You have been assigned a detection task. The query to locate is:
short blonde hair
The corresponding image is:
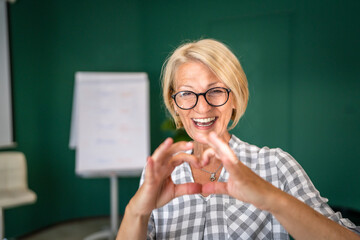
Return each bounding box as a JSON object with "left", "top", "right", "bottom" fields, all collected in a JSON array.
[{"left": 162, "top": 39, "right": 249, "bottom": 130}]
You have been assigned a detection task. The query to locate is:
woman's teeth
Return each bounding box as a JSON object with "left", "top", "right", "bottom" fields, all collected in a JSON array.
[{"left": 193, "top": 117, "right": 216, "bottom": 127}]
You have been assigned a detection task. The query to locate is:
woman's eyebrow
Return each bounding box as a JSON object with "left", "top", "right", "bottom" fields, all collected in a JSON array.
[
  {"left": 177, "top": 82, "right": 223, "bottom": 90},
  {"left": 178, "top": 84, "right": 194, "bottom": 90}
]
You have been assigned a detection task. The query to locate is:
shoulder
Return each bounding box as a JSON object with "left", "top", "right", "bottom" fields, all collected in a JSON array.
[
  {"left": 229, "top": 134, "right": 305, "bottom": 184},
  {"left": 229, "top": 134, "right": 295, "bottom": 166}
]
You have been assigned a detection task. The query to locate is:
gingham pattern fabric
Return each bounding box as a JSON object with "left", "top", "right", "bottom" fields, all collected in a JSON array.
[{"left": 140, "top": 135, "right": 360, "bottom": 239}]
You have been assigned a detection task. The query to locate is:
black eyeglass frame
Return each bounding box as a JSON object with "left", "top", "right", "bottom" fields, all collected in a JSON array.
[{"left": 171, "top": 87, "right": 232, "bottom": 110}]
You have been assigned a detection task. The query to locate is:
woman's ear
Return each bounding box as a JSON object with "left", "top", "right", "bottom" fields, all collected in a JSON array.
[
  {"left": 231, "top": 108, "right": 236, "bottom": 120},
  {"left": 229, "top": 93, "right": 236, "bottom": 109},
  {"left": 172, "top": 97, "right": 180, "bottom": 115},
  {"left": 230, "top": 95, "right": 236, "bottom": 118}
]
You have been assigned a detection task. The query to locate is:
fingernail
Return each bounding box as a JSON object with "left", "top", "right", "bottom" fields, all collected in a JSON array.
[{"left": 186, "top": 142, "right": 193, "bottom": 147}]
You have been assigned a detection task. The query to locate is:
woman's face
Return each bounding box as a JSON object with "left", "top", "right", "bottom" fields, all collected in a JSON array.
[{"left": 173, "top": 61, "right": 235, "bottom": 143}]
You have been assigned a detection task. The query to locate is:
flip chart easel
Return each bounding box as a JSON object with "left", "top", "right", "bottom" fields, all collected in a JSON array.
[{"left": 69, "top": 72, "right": 149, "bottom": 239}]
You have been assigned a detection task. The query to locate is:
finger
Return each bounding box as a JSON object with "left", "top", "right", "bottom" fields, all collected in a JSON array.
[
  {"left": 151, "top": 137, "right": 174, "bottom": 161},
  {"left": 201, "top": 148, "right": 216, "bottom": 166},
  {"left": 168, "top": 141, "right": 193, "bottom": 156},
  {"left": 174, "top": 183, "right": 202, "bottom": 197},
  {"left": 202, "top": 133, "right": 242, "bottom": 176},
  {"left": 170, "top": 153, "right": 202, "bottom": 168},
  {"left": 144, "top": 156, "right": 155, "bottom": 183},
  {"left": 195, "top": 133, "right": 226, "bottom": 158},
  {"left": 207, "top": 132, "right": 238, "bottom": 164},
  {"left": 152, "top": 140, "right": 193, "bottom": 162},
  {"left": 202, "top": 182, "right": 228, "bottom": 195},
  {"left": 145, "top": 156, "right": 174, "bottom": 184}
]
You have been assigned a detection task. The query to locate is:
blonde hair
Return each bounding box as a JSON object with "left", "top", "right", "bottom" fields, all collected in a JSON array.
[{"left": 162, "top": 39, "right": 249, "bottom": 130}]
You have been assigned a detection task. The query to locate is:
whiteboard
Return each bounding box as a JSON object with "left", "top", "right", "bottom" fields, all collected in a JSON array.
[{"left": 70, "top": 72, "right": 149, "bottom": 177}]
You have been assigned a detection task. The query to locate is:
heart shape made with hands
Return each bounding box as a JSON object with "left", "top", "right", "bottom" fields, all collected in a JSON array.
[
  {"left": 146, "top": 132, "right": 277, "bottom": 212},
  {"left": 169, "top": 146, "right": 231, "bottom": 197},
  {"left": 149, "top": 132, "right": 244, "bottom": 198},
  {"left": 171, "top": 146, "right": 220, "bottom": 172},
  {"left": 197, "top": 147, "right": 220, "bottom": 167},
  {"left": 174, "top": 132, "right": 247, "bottom": 196}
]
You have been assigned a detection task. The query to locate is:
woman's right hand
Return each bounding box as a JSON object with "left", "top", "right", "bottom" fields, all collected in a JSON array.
[{"left": 127, "top": 137, "right": 203, "bottom": 217}]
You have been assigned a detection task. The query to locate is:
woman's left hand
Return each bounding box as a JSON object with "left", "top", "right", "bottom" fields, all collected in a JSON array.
[
  {"left": 200, "top": 132, "right": 360, "bottom": 240},
  {"left": 201, "top": 132, "right": 281, "bottom": 211}
]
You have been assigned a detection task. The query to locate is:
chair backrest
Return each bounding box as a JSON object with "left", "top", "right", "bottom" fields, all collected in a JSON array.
[{"left": 0, "top": 152, "right": 28, "bottom": 191}]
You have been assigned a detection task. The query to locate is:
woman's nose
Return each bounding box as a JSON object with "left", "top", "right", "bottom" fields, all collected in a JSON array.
[{"left": 194, "top": 95, "right": 212, "bottom": 113}]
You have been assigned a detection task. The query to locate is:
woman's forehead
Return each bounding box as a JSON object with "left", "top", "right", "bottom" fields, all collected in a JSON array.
[{"left": 173, "top": 61, "right": 224, "bottom": 90}]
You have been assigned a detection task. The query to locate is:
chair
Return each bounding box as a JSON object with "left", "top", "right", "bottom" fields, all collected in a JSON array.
[{"left": 0, "top": 152, "right": 37, "bottom": 239}]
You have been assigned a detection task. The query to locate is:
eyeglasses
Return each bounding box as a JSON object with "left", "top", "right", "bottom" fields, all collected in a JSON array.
[{"left": 171, "top": 87, "right": 231, "bottom": 110}]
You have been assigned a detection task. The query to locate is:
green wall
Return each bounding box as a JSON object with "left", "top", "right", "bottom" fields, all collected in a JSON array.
[{"left": 4, "top": 0, "right": 360, "bottom": 238}]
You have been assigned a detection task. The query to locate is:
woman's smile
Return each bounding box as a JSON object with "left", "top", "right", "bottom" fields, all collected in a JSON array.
[{"left": 192, "top": 117, "right": 217, "bottom": 128}]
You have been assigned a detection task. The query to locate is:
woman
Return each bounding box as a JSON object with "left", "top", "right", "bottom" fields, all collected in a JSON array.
[{"left": 117, "top": 39, "right": 360, "bottom": 239}]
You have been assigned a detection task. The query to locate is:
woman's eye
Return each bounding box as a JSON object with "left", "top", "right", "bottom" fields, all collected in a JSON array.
[
  {"left": 209, "top": 89, "right": 225, "bottom": 95},
  {"left": 180, "top": 92, "right": 193, "bottom": 97}
]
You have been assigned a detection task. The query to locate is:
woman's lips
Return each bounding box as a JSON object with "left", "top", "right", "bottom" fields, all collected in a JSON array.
[{"left": 192, "top": 117, "right": 217, "bottom": 128}]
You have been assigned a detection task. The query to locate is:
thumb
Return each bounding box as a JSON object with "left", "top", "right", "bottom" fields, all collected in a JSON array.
[{"left": 202, "top": 182, "right": 228, "bottom": 195}]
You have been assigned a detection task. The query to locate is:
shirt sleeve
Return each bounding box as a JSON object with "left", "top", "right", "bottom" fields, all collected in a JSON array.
[
  {"left": 139, "top": 165, "right": 158, "bottom": 239},
  {"left": 146, "top": 213, "right": 156, "bottom": 240},
  {"left": 275, "top": 148, "right": 360, "bottom": 235}
]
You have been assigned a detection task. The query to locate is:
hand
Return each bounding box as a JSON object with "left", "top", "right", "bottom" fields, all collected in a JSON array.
[
  {"left": 128, "top": 138, "right": 203, "bottom": 216},
  {"left": 201, "top": 132, "right": 280, "bottom": 211}
]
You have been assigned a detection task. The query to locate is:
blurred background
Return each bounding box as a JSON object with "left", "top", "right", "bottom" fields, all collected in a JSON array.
[{"left": 1, "top": 0, "right": 359, "bottom": 238}]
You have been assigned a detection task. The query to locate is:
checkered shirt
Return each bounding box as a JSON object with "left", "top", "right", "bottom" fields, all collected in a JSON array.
[{"left": 140, "top": 134, "right": 360, "bottom": 239}]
